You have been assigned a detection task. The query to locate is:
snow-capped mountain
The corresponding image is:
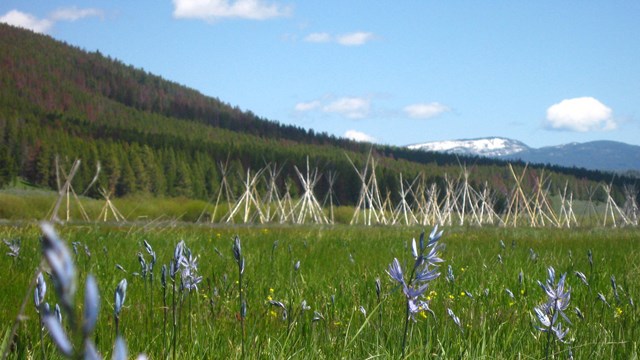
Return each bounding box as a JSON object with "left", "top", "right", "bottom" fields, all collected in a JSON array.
[
  {"left": 408, "top": 137, "right": 640, "bottom": 172},
  {"left": 407, "top": 137, "right": 530, "bottom": 157}
]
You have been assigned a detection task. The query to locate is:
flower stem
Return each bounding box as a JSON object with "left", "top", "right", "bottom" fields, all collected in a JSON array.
[
  {"left": 401, "top": 300, "right": 410, "bottom": 359},
  {"left": 172, "top": 279, "right": 177, "bottom": 359},
  {"left": 239, "top": 265, "right": 245, "bottom": 359}
]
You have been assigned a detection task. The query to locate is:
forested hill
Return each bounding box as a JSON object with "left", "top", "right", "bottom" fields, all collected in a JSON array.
[
  {"left": 0, "top": 23, "right": 381, "bottom": 151},
  {"left": 0, "top": 23, "right": 633, "bottom": 206}
]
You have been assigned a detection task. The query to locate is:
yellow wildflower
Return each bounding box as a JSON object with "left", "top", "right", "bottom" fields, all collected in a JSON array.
[{"left": 615, "top": 307, "right": 623, "bottom": 318}]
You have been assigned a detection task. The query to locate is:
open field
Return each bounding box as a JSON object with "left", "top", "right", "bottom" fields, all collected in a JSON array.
[
  {"left": 1, "top": 223, "right": 639, "bottom": 359},
  {"left": 0, "top": 187, "right": 632, "bottom": 228}
]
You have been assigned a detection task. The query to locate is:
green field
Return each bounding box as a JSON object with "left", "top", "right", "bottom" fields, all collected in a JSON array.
[{"left": 1, "top": 223, "right": 638, "bottom": 359}]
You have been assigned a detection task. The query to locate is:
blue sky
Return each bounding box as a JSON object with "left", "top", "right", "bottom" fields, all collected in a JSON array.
[{"left": 2, "top": 1, "right": 639, "bottom": 148}]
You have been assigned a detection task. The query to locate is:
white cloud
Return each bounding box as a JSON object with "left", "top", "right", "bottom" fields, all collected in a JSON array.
[
  {"left": 323, "top": 97, "right": 370, "bottom": 119},
  {"left": 303, "top": 31, "right": 374, "bottom": 46},
  {"left": 50, "top": 7, "right": 103, "bottom": 21},
  {"left": 0, "top": 8, "right": 103, "bottom": 34},
  {"left": 336, "top": 32, "right": 374, "bottom": 46},
  {"left": 344, "top": 130, "right": 376, "bottom": 143},
  {"left": 294, "top": 100, "right": 321, "bottom": 112},
  {"left": 403, "top": 102, "right": 450, "bottom": 119},
  {"left": 545, "top": 97, "right": 616, "bottom": 132},
  {"left": 304, "top": 32, "right": 331, "bottom": 43},
  {"left": 0, "top": 10, "right": 53, "bottom": 33},
  {"left": 173, "top": 0, "right": 291, "bottom": 21}
]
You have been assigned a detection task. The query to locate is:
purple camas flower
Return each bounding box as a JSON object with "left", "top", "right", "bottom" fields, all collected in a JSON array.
[
  {"left": 161, "top": 264, "right": 167, "bottom": 289},
  {"left": 233, "top": 236, "right": 242, "bottom": 262},
  {"left": 386, "top": 226, "right": 443, "bottom": 321},
  {"left": 114, "top": 279, "right": 127, "bottom": 317},
  {"left": 138, "top": 252, "right": 147, "bottom": 278},
  {"left": 171, "top": 241, "right": 185, "bottom": 279},
  {"left": 611, "top": 275, "right": 620, "bottom": 303},
  {"left": 387, "top": 258, "right": 405, "bottom": 286},
  {"left": 143, "top": 240, "right": 153, "bottom": 255},
  {"left": 574, "top": 307, "right": 584, "bottom": 320},
  {"left": 269, "top": 300, "right": 288, "bottom": 320},
  {"left": 34, "top": 272, "right": 46, "bottom": 312},
  {"left": 446, "top": 265, "right": 454, "bottom": 283},
  {"left": 180, "top": 251, "right": 202, "bottom": 292},
  {"left": 533, "top": 266, "right": 572, "bottom": 343},
  {"left": 505, "top": 289, "right": 515, "bottom": 299},
  {"left": 42, "top": 310, "right": 72, "bottom": 356},
  {"left": 3, "top": 238, "right": 20, "bottom": 257},
  {"left": 41, "top": 222, "right": 76, "bottom": 312},
  {"left": 233, "top": 236, "right": 245, "bottom": 274},
  {"left": 83, "top": 275, "right": 99, "bottom": 336},
  {"left": 597, "top": 292, "right": 610, "bottom": 307},
  {"left": 574, "top": 271, "right": 589, "bottom": 286},
  {"left": 447, "top": 308, "right": 462, "bottom": 330}
]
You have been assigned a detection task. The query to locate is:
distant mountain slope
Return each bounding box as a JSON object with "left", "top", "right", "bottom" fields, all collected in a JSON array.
[
  {"left": 408, "top": 137, "right": 529, "bottom": 157},
  {"left": 501, "top": 141, "right": 640, "bottom": 172},
  {"left": 409, "top": 137, "right": 640, "bottom": 172}
]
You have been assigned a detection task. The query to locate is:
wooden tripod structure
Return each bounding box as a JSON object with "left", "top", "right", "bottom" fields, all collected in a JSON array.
[
  {"left": 225, "top": 167, "right": 267, "bottom": 224},
  {"left": 48, "top": 157, "right": 91, "bottom": 223},
  {"left": 347, "top": 152, "right": 387, "bottom": 225},
  {"left": 292, "top": 158, "right": 328, "bottom": 224},
  {"left": 97, "top": 187, "right": 126, "bottom": 222}
]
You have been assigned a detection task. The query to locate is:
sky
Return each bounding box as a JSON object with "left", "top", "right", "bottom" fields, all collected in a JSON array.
[{"left": 2, "top": 1, "right": 639, "bottom": 148}]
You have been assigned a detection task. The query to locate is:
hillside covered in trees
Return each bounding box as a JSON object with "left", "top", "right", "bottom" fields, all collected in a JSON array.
[{"left": 0, "top": 23, "right": 634, "bottom": 209}]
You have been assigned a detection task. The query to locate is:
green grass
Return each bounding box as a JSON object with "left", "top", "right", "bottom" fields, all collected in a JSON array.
[
  {"left": 0, "top": 188, "right": 211, "bottom": 222},
  {"left": 1, "top": 224, "right": 639, "bottom": 358}
]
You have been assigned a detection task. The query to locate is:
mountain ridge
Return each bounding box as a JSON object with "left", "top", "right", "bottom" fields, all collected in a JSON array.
[
  {"left": 409, "top": 137, "right": 640, "bottom": 172},
  {"left": 408, "top": 137, "right": 530, "bottom": 157}
]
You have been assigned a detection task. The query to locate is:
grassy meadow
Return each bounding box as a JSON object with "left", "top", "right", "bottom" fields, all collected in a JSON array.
[{"left": 1, "top": 223, "right": 639, "bottom": 359}]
